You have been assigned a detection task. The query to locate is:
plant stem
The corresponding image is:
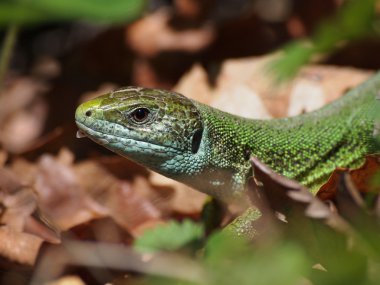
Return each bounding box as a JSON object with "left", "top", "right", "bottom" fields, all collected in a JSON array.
[{"left": 0, "top": 24, "right": 19, "bottom": 92}]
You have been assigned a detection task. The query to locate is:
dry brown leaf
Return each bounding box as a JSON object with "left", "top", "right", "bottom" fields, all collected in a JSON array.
[
  {"left": 211, "top": 84, "right": 271, "bottom": 119},
  {"left": 96, "top": 155, "right": 148, "bottom": 180},
  {"left": 56, "top": 148, "right": 75, "bottom": 166},
  {"left": 0, "top": 150, "right": 7, "bottom": 166},
  {"left": 286, "top": 77, "right": 325, "bottom": 116},
  {"left": 1, "top": 102, "right": 48, "bottom": 153},
  {"left": 1, "top": 187, "right": 37, "bottom": 231},
  {"left": 149, "top": 172, "right": 207, "bottom": 215},
  {"left": 249, "top": 157, "right": 349, "bottom": 234},
  {"left": 0, "top": 166, "right": 40, "bottom": 234},
  {"left": 74, "top": 159, "right": 119, "bottom": 196},
  {"left": 7, "top": 149, "right": 164, "bottom": 236},
  {"left": 174, "top": 64, "right": 212, "bottom": 104},
  {"left": 31, "top": 56, "right": 61, "bottom": 79},
  {"left": 132, "top": 175, "right": 174, "bottom": 211},
  {"left": 250, "top": 157, "right": 328, "bottom": 218},
  {"left": 9, "top": 157, "right": 38, "bottom": 185},
  {"left": 0, "top": 166, "right": 25, "bottom": 194},
  {"left": 105, "top": 181, "right": 162, "bottom": 237},
  {"left": 174, "top": 56, "right": 372, "bottom": 119},
  {"left": 45, "top": 276, "right": 86, "bottom": 285},
  {"left": 29, "top": 152, "right": 108, "bottom": 230},
  {"left": 75, "top": 160, "right": 163, "bottom": 234},
  {"left": 0, "top": 226, "right": 43, "bottom": 265},
  {"left": 317, "top": 156, "right": 380, "bottom": 201},
  {"left": 0, "top": 162, "right": 60, "bottom": 259},
  {"left": 0, "top": 77, "right": 46, "bottom": 120},
  {"left": 0, "top": 77, "right": 49, "bottom": 153},
  {"left": 126, "top": 9, "right": 215, "bottom": 57}
]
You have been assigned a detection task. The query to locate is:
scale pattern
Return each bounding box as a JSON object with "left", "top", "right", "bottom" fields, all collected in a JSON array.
[
  {"left": 195, "top": 76, "right": 378, "bottom": 193},
  {"left": 76, "top": 73, "right": 380, "bottom": 201}
]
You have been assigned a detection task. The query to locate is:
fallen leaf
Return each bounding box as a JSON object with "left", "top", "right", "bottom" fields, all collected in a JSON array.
[
  {"left": 45, "top": 276, "right": 86, "bottom": 285},
  {"left": 0, "top": 149, "right": 7, "bottom": 166},
  {"left": 149, "top": 172, "right": 206, "bottom": 215},
  {"left": 250, "top": 157, "right": 331, "bottom": 219},
  {"left": 105, "top": 182, "right": 162, "bottom": 237},
  {"left": 30, "top": 152, "right": 108, "bottom": 230},
  {"left": 96, "top": 155, "right": 148, "bottom": 180},
  {"left": 1, "top": 186, "right": 38, "bottom": 231},
  {"left": 174, "top": 57, "right": 372, "bottom": 119},
  {"left": 75, "top": 160, "right": 163, "bottom": 234},
  {"left": 31, "top": 56, "right": 61, "bottom": 80},
  {"left": 317, "top": 156, "right": 380, "bottom": 201},
  {"left": 0, "top": 226, "right": 43, "bottom": 265},
  {"left": 174, "top": 64, "right": 212, "bottom": 104},
  {"left": 249, "top": 157, "right": 350, "bottom": 235},
  {"left": 286, "top": 77, "right": 325, "bottom": 116},
  {"left": 211, "top": 84, "right": 272, "bottom": 119},
  {"left": 126, "top": 9, "right": 215, "bottom": 57},
  {"left": 0, "top": 77, "right": 49, "bottom": 153}
]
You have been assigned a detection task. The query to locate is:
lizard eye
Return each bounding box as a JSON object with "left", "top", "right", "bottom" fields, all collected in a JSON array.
[
  {"left": 191, "top": 129, "right": 203, "bottom": 154},
  {"left": 131, "top": 108, "right": 150, "bottom": 123}
]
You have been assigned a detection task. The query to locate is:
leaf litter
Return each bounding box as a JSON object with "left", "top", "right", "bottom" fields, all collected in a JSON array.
[{"left": 0, "top": 51, "right": 378, "bottom": 284}]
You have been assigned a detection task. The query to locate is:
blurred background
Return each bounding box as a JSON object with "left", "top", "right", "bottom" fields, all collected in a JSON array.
[{"left": 1, "top": 1, "right": 380, "bottom": 284}]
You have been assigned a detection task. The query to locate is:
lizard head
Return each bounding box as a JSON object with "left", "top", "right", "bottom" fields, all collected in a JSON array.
[{"left": 75, "top": 87, "right": 205, "bottom": 177}]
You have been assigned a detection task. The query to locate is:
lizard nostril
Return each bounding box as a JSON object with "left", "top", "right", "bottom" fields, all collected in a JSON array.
[{"left": 85, "top": 110, "right": 92, "bottom": 117}]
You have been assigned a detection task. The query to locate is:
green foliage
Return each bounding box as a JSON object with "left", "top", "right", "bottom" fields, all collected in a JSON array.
[
  {"left": 134, "top": 219, "right": 204, "bottom": 253},
  {"left": 136, "top": 218, "right": 380, "bottom": 285},
  {"left": 268, "top": 0, "right": 378, "bottom": 82},
  {"left": 0, "top": 0, "right": 146, "bottom": 26},
  {"left": 373, "top": 106, "right": 380, "bottom": 151},
  {"left": 138, "top": 227, "right": 310, "bottom": 285},
  {"left": 204, "top": 232, "right": 310, "bottom": 285},
  {"left": 134, "top": 154, "right": 380, "bottom": 285}
]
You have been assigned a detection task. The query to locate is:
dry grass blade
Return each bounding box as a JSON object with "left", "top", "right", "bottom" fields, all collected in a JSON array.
[{"left": 31, "top": 240, "right": 207, "bottom": 285}]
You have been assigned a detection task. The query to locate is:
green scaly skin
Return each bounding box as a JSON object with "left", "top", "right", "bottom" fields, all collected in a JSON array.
[{"left": 75, "top": 73, "right": 379, "bottom": 233}]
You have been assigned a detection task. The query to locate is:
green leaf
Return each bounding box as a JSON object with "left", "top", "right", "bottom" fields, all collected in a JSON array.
[
  {"left": 268, "top": 0, "right": 377, "bottom": 83},
  {"left": 134, "top": 220, "right": 204, "bottom": 253},
  {"left": 266, "top": 41, "right": 314, "bottom": 83},
  {"left": 0, "top": 0, "right": 146, "bottom": 26},
  {"left": 204, "top": 232, "right": 310, "bottom": 285}
]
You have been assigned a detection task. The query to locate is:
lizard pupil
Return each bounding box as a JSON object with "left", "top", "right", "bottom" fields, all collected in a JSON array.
[
  {"left": 191, "top": 129, "right": 203, "bottom": 154},
  {"left": 132, "top": 108, "right": 150, "bottom": 122}
]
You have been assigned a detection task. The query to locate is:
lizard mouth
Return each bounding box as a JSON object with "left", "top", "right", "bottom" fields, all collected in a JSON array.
[
  {"left": 76, "top": 130, "right": 87, "bottom": 138},
  {"left": 75, "top": 121, "right": 183, "bottom": 155}
]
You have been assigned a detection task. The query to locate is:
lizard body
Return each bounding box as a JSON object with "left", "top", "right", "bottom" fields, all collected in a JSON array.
[{"left": 75, "top": 73, "right": 380, "bottom": 203}]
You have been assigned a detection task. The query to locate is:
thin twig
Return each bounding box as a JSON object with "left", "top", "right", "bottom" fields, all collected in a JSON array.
[{"left": 0, "top": 24, "right": 19, "bottom": 92}]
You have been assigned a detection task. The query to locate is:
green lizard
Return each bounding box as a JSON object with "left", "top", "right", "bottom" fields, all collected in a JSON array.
[{"left": 75, "top": 72, "right": 379, "bottom": 231}]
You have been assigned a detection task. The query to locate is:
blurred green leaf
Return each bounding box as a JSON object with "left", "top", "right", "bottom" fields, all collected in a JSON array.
[
  {"left": 204, "top": 232, "right": 310, "bottom": 285},
  {"left": 134, "top": 220, "right": 204, "bottom": 253},
  {"left": 0, "top": 0, "right": 146, "bottom": 26},
  {"left": 268, "top": 0, "right": 377, "bottom": 82}
]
